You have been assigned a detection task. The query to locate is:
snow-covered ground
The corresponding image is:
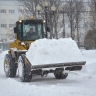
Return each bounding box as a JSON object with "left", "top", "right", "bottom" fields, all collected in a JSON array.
[{"left": 0, "top": 39, "right": 96, "bottom": 96}]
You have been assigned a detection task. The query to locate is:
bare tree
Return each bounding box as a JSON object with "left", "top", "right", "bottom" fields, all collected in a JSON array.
[
  {"left": 84, "top": 0, "right": 96, "bottom": 49},
  {"left": 17, "top": 0, "right": 63, "bottom": 39},
  {"left": 65, "top": 0, "right": 77, "bottom": 39},
  {"left": 64, "top": 0, "right": 84, "bottom": 43},
  {"left": 89, "top": 0, "right": 96, "bottom": 29},
  {"left": 75, "top": 0, "right": 84, "bottom": 47}
]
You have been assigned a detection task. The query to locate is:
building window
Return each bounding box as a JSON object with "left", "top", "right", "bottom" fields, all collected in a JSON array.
[
  {"left": 0, "top": 9, "right": 6, "bottom": 13},
  {"left": 1, "top": 24, "right": 7, "bottom": 28},
  {"left": 19, "top": 9, "right": 24, "bottom": 13},
  {"left": 9, "top": 10, "right": 15, "bottom": 14},
  {"left": 9, "top": 24, "right": 15, "bottom": 28}
]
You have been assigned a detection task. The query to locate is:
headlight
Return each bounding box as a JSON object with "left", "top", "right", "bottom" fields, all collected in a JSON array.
[
  {"left": 21, "top": 42, "right": 25, "bottom": 45},
  {"left": 43, "top": 20, "right": 46, "bottom": 23}
]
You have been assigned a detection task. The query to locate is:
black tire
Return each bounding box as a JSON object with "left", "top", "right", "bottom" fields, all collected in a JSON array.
[
  {"left": 54, "top": 72, "right": 68, "bottom": 79},
  {"left": 18, "top": 54, "right": 32, "bottom": 82},
  {"left": 4, "top": 54, "right": 17, "bottom": 77}
]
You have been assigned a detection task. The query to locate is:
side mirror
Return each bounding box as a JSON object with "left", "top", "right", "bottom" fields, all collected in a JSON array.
[
  {"left": 46, "top": 26, "right": 50, "bottom": 32},
  {"left": 14, "top": 27, "right": 17, "bottom": 33}
]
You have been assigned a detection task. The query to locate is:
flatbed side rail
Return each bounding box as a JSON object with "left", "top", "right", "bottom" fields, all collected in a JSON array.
[{"left": 32, "top": 61, "right": 86, "bottom": 69}]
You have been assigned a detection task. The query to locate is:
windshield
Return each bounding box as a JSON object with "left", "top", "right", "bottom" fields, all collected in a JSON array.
[
  {"left": 17, "top": 20, "right": 44, "bottom": 41},
  {"left": 23, "top": 23, "right": 43, "bottom": 40}
]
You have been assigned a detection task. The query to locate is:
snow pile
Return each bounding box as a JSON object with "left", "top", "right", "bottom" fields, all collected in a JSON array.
[
  {"left": 81, "top": 50, "right": 96, "bottom": 75},
  {"left": 26, "top": 38, "right": 84, "bottom": 65},
  {"left": 85, "top": 63, "right": 96, "bottom": 75}
]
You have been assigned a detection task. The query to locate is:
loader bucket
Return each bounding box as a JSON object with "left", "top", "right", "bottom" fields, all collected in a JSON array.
[{"left": 32, "top": 61, "right": 86, "bottom": 70}]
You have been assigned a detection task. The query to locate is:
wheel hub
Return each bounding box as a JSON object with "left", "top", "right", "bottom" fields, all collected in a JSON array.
[
  {"left": 18, "top": 56, "right": 23, "bottom": 78},
  {"left": 4, "top": 60, "right": 9, "bottom": 72}
]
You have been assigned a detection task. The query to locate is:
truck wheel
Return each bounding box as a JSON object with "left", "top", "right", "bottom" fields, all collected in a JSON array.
[
  {"left": 54, "top": 72, "right": 68, "bottom": 79},
  {"left": 4, "top": 54, "right": 17, "bottom": 77},
  {"left": 18, "top": 54, "right": 32, "bottom": 82}
]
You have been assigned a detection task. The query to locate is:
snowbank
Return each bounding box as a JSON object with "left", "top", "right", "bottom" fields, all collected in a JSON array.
[
  {"left": 26, "top": 38, "right": 84, "bottom": 65},
  {"left": 81, "top": 50, "right": 96, "bottom": 75},
  {"left": 0, "top": 49, "right": 96, "bottom": 96}
]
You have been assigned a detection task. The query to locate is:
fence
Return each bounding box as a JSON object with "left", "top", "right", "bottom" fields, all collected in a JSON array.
[{"left": 0, "top": 42, "right": 9, "bottom": 51}]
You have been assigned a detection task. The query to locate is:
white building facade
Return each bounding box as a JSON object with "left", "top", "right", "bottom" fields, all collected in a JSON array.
[{"left": 0, "top": 0, "right": 19, "bottom": 41}]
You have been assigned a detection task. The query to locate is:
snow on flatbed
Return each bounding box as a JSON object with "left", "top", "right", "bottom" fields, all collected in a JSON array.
[{"left": 26, "top": 38, "right": 84, "bottom": 65}]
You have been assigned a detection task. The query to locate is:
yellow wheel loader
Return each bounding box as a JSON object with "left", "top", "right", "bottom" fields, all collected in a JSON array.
[{"left": 4, "top": 18, "right": 86, "bottom": 82}]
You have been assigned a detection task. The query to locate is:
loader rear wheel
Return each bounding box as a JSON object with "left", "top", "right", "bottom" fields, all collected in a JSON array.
[
  {"left": 54, "top": 71, "right": 68, "bottom": 79},
  {"left": 18, "top": 54, "right": 32, "bottom": 82},
  {"left": 4, "top": 54, "right": 17, "bottom": 77}
]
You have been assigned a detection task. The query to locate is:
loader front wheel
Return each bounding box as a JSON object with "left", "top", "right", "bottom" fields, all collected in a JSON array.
[
  {"left": 4, "top": 54, "right": 17, "bottom": 77},
  {"left": 18, "top": 54, "right": 32, "bottom": 82}
]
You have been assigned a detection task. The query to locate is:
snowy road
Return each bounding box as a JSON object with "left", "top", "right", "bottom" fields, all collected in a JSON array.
[{"left": 0, "top": 50, "right": 96, "bottom": 96}]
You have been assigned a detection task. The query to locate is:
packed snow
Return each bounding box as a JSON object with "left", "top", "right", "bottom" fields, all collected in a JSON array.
[
  {"left": 0, "top": 39, "right": 96, "bottom": 96},
  {"left": 26, "top": 38, "right": 84, "bottom": 65}
]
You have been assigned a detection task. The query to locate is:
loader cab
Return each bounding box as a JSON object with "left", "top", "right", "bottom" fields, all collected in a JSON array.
[{"left": 14, "top": 19, "right": 44, "bottom": 41}]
